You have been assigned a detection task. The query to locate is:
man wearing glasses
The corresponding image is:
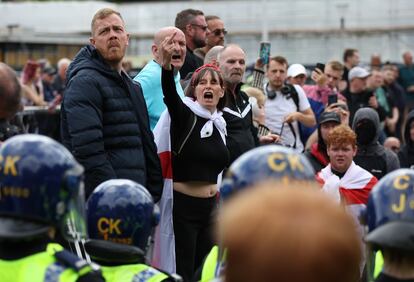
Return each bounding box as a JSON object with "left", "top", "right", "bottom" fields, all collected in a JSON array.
[
  {"left": 194, "top": 15, "right": 227, "bottom": 60},
  {"left": 175, "top": 9, "right": 208, "bottom": 79}
]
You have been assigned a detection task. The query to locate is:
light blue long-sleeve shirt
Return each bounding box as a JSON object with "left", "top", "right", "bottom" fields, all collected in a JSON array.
[{"left": 134, "top": 60, "right": 185, "bottom": 130}]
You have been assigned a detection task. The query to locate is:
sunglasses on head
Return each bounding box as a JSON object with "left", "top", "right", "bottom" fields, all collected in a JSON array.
[{"left": 212, "top": 29, "right": 228, "bottom": 36}]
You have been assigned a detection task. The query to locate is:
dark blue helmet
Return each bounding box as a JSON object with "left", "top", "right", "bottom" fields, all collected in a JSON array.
[
  {"left": 220, "top": 145, "right": 315, "bottom": 200},
  {"left": 365, "top": 169, "right": 414, "bottom": 250},
  {"left": 86, "top": 179, "right": 159, "bottom": 251},
  {"left": 0, "top": 134, "right": 86, "bottom": 240}
]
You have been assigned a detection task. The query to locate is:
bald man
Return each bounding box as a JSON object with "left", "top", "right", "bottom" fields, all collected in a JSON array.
[
  {"left": 134, "top": 26, "right": 186, "bottom": 129},
  {"left": 218, "top": 44, "right": 277, "bottom": 163},
  {"left": 383, "top": 136, "right": 401, "bottom": 154},
  {"left": 0, "top": 63, "right": 22, "bottom": 120}
]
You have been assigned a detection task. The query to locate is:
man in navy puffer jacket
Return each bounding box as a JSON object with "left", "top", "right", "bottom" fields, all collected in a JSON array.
[{"left": 61, "top": 8, "right": 162, "bottom": 201}]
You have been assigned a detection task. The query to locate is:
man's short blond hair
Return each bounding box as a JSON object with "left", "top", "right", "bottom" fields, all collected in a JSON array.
[
  {"left": 327, "top": 60, "right": 344, "bottom": 74},
  {"left": 219, "top": 181, "right": 361, "bottom": 282},
  {"left": 91, "top": 8, "right": 124, "bottom": 36}
]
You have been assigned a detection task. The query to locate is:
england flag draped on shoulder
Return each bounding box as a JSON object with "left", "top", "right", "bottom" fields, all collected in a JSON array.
[
  {"left": 152, "top": 110, "right": 175, "bottom": 273},
  {"left": 316, "top": 161, "right": 377, "bottom": 230}
]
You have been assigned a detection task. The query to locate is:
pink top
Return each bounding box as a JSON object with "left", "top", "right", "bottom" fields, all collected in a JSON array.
[{"left": 302, "top": 85, "right": 346, "bottom": 106}]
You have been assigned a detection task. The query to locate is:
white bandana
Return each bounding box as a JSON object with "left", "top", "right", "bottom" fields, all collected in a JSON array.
[{"left": 182, "top": 97, "right": 227, "bottom": 144}]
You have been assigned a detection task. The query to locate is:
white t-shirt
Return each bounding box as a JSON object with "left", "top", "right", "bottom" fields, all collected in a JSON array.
[{"left": 264, "top": 84, "right": 310, "bottom": 152}]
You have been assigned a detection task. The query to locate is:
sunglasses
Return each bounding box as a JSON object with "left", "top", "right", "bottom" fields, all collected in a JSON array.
[
  {"left": 212, "top": 29, "right": 228, "bottom": 36},
  {"left": 191, "top": 24, "right": 208, "bottom": 32}
]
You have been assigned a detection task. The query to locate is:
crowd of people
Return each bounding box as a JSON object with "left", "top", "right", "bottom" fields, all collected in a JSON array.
[{"left": 0, "top": 6, "right": 414, "bottom": 282}]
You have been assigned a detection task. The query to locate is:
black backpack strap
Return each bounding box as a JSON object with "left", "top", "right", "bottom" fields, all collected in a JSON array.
[
  {"left": 287, "top": 84, "right": 300, "bottom": 111},
  {"left": 286, "top": 122, "right": 297, "bottom": 149},
  {"left": 287, "top": 84, "right": 306, "bottom": 149}
]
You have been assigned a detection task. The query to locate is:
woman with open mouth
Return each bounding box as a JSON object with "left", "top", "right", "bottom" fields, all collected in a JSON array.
[{"left": 159, "top": 31, "right": 229, "bottom": 281}]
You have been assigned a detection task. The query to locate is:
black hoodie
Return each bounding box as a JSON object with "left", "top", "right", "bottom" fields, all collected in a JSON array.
[
  {"left": 61, "top": 45, "right": 162, "bottom": 201},
  {"left": 352, "top": 108, "right": 400, "bottom": 179},
  {"left": 398, "top": 109, "right": 414, "bottom": 168}
]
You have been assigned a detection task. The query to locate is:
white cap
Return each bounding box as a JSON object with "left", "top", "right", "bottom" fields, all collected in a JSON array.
[
  {"left": 348, "top": 66, "right": 370, "bottom": 81},
  {"left": 287, "top": 64, "right": 307, "bottom": 78}
]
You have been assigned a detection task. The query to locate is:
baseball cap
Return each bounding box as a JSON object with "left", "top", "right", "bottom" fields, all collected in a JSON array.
[
  {"left": 43, "top": 66, "right": 56, "bottom": 76},
  {"left": 348, "top": 66, "right": 370, "bottom": 81},
  {"left": 287, "top": 64, "right": 307, "bottom": 78},
  {"left": 318, "top": 111, "right": 341, "bottom": 125}
]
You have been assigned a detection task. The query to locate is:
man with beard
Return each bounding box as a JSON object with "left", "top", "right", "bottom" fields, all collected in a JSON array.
[
  {"left": 61, "top": 8, "right": 162, "bottom": 201},
  {"left": 263, "top": 56, "right": 316, "bottom": 152},
  {"left": 194, "top": 15, "right": 226, "bottom": 60},
  {"left": 175, "top": 9, "right": 208, "bottom": 79},
  {"left": 135, "top": 27, "right": 186, "bottom": 130},
  {"left": 218, "top": 44, "right": 278, "bottom": 163}
]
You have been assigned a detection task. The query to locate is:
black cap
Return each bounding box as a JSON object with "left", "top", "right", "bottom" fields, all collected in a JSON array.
[
  {"left": 318, "top": 111, "right": 341, "bottom": 125},
  {"left": 43, "top": 66, "right": 56, "bottom": 76}
]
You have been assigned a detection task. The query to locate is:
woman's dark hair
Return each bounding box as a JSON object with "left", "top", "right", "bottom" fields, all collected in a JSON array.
[{"left": 185, "top": 66, "right": 226, "bottom": 111}]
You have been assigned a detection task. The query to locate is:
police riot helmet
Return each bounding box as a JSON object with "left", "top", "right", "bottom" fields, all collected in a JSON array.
[
  {"left": 220, "top": 145, "right": 315, "bottom": 201},
  {"left": 86, "top": 179, "right": 159, "bottom": 251},
  {"left": 0, "top": 134, "right": 86, "bottom": 241},
  {"left": 365, "top": 169, "right": 414, "bottom": 250}
]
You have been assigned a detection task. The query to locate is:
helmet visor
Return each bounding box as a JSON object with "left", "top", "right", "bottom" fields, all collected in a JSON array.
[{"left": 60, "top": 165, "right": 87, "bottom": 241}]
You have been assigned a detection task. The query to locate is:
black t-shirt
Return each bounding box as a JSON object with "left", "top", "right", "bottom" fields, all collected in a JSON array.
[{"left": 331, "top": 168, "right": 346, "bottom": 179}]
